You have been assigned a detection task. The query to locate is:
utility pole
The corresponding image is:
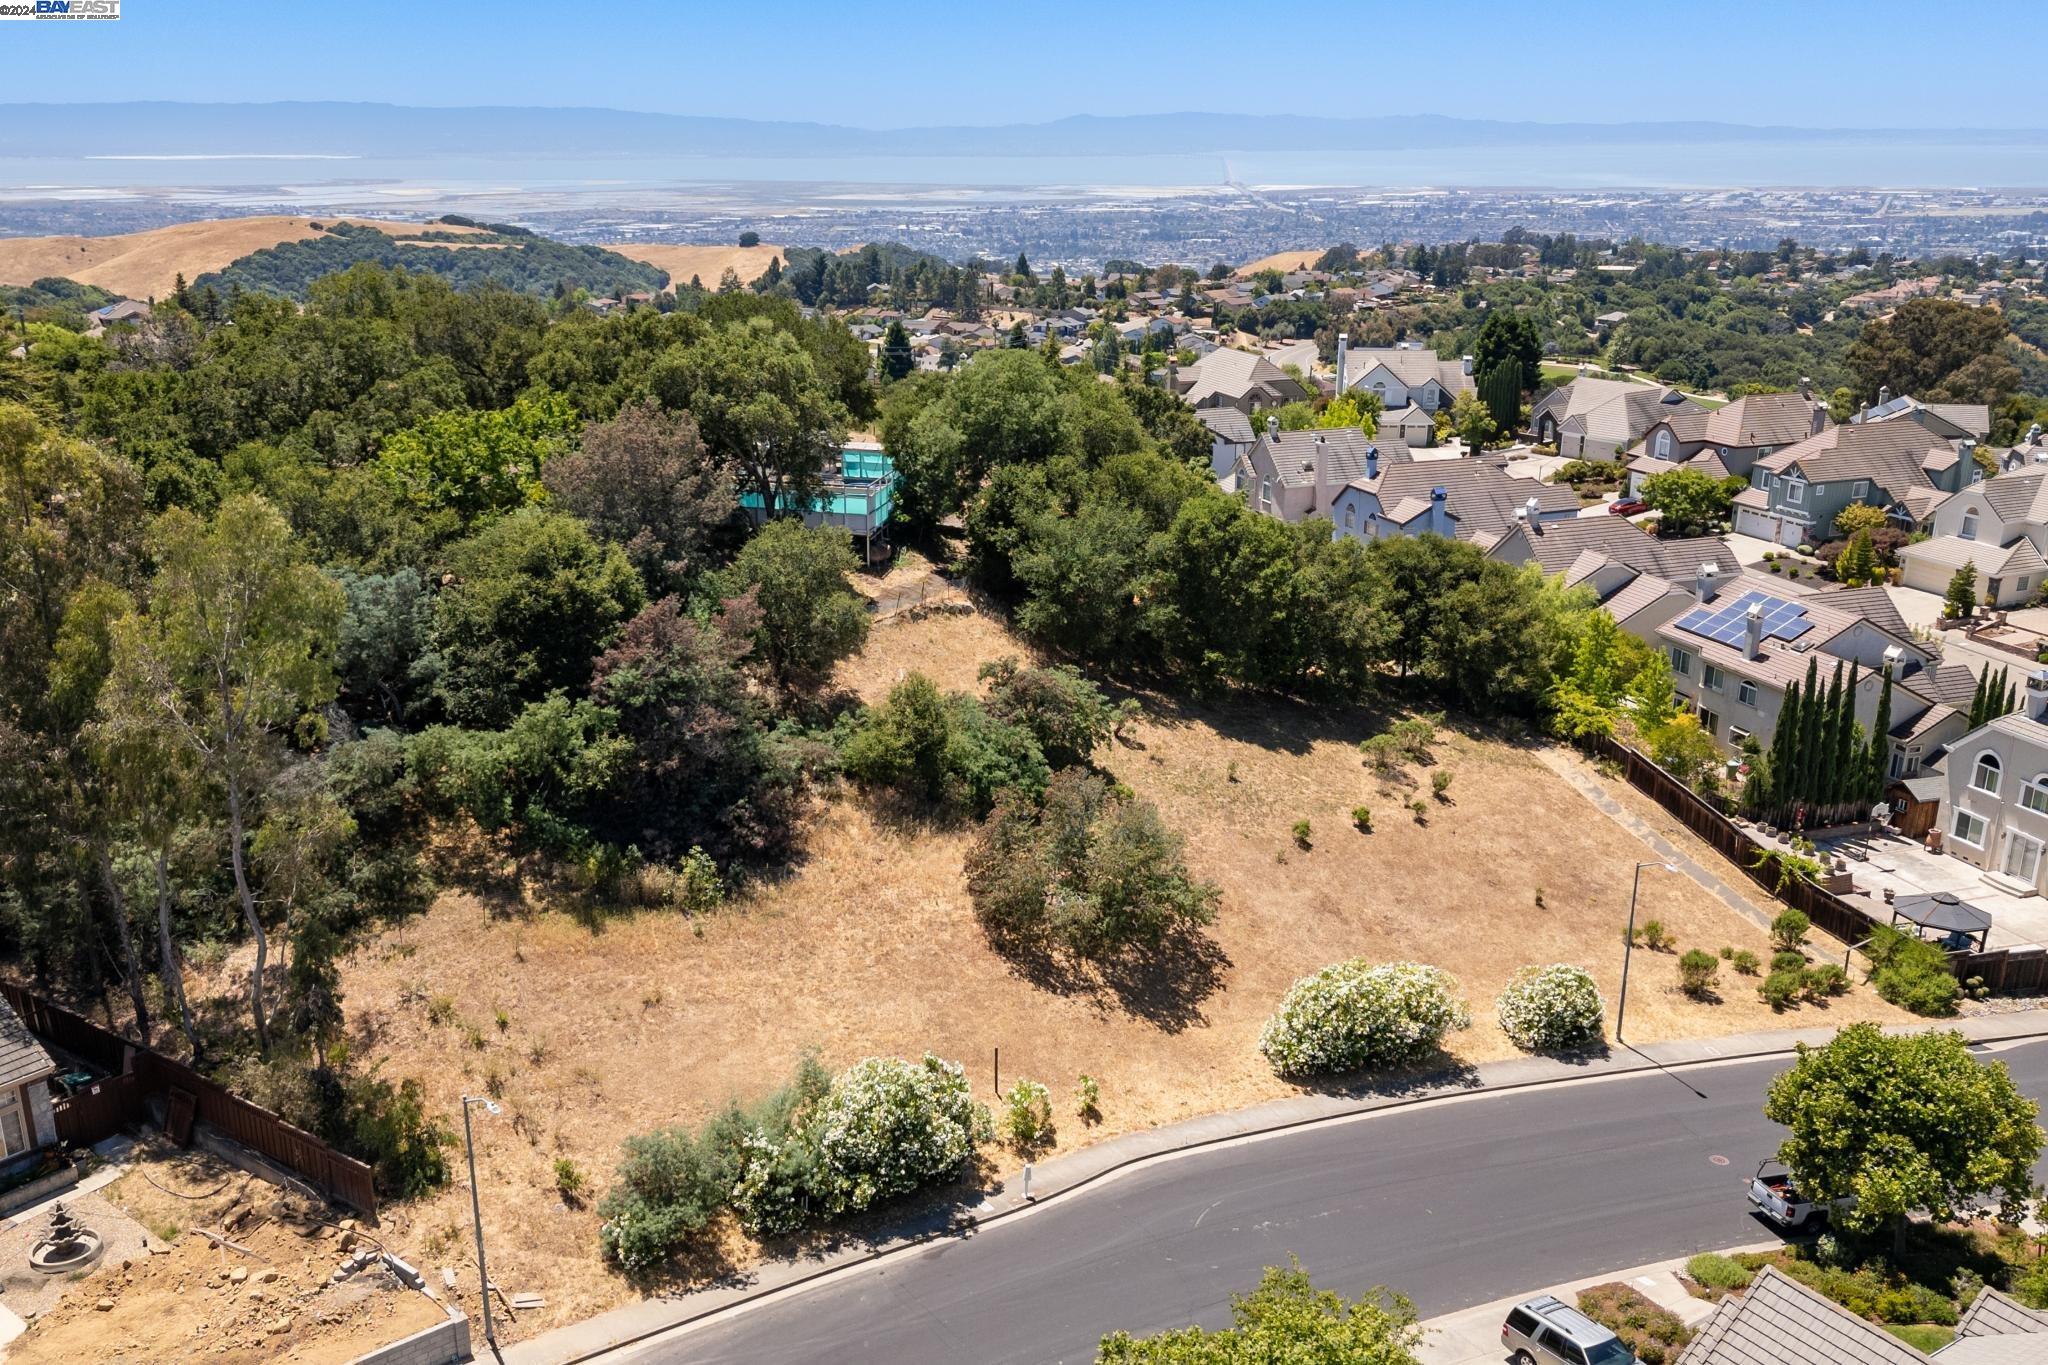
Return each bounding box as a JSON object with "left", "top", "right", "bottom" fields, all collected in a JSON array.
[
  {"left": 462, "top": 1095, "right": 503, "bottom": 1352},
  {"left": 1617, "top": 860, "right": 1677, "bottom": 1042}
]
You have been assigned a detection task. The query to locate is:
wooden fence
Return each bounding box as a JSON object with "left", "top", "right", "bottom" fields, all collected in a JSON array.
[
  {"left": 0, "top": 981, "right": 377, "bottom": 1216},
  {"left": 1589, "top": 738, "right": 2048, "bottom": 995}
]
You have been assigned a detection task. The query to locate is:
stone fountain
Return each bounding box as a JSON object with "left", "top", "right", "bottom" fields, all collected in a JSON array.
[{"left": 29, "top": 1201, "right": 104, "bottom": 1276}]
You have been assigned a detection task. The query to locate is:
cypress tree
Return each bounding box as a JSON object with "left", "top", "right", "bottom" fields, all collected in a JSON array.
[
  {"left": 1866, "top": 665, "right": 1894, "bottom": 802},
  {"left": 1817, "top": 661, "right": 1844, "bottom": 812},
  {"left": 1829, "top": 662, "right": 1859, "bottom": 817},
  {"left": 1796, "top": 657, "right": 1825, "bottom": 821},
  {"left": 1768, "top": 680, "right": 1803, "bottom": 821},
  {"left": 1968, "top": 670, "right": 1989, "bottom": 729},
  {"left": 2003, "top": 668, "right": 2018, "bottom": 718}
]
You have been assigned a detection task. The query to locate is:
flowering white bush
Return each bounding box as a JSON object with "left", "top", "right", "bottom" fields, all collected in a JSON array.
[
  {"left": 1494, "top": 963, "right": 1605, "bottom": 1052},
  {"left": 1258, "top": 960, "right": 1470, "bottom": 1077},
  {"left": 1003, "top": 1078, "right": 1053, "bottom": 1150},
  {"left": 812, "top": 1053, "right": 993, "bottom": 1214}
]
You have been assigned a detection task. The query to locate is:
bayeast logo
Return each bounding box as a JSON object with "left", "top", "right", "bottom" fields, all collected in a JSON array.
[{"left": 0, "top": 0, "right": 122, "bottom": 18}]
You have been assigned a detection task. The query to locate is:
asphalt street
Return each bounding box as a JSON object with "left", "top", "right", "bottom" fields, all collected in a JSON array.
[{"left": 632, "top": 1039, "right": 2048, "bottom": 1365}]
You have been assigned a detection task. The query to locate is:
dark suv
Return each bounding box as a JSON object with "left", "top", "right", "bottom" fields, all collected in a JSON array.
[{"left": 1501, "top": 1295, "right": 1638, "bottom": 1365}]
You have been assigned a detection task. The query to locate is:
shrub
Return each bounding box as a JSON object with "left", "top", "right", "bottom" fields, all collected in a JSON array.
[
  {"left": 978, "top": 657, "right": 1116, "bottom": 769},
  {"left": 1494, "top": 964, "right": 1605, "bottom": 1052},
  {"left": 671, "top": 846, "right": 724, "bottom": 914},
  {"left": 1771, "top": 908, "right": 1811, "bottom": 952},
  {"left": 1076, "top": 1074, "right": 1100, "bottom": 1120},
  {"left": 1679, "top": 949, "right": 1719, "bottom": 998},
  {"left": 554, "top": 1158, "right": 587, "bottom": 1204},
  {"left": 1772, "top": 949, "right": 1808, "bottom": 973},
  {"left": 1408, "top": 798, "right": 1428, "bottom": 822},
  {"left": 1258, "top": 960, "right": 1471, "bottom": 1077},
  {"left": 1718, "top": 945, "right": 1734, "bottom": 960},
  {"left": 1865, "top": 925, "right": 1961, "bottom": 1016},
  {"left": 812, "top": 1054, "right": 992, "bottom": 1215},
  {"left": 965, "top": 770, "right": 1220, "bottom": 958},
  {"left": 1431, "top": 770, "right": 1454, "bottom": 800},
  {"left": 340, "top": 1072, "right": 452, "bottom": 1201},
  {"left": 1002, "top": 1079, "right": 1053, "bottom": 1151},
  {"left": 1642, "top": 919, "right": 1673, "bottom": 951},
  {"left": 598, "top": 1127, "right": 732, "bottom": 1271},
  {"left": 1762, "top": 969, "right": 1802, "bottom": 1010},
  {"left": 1575, "top": 1282, "right": 1693, "bottom": 1365},
  {"left": 1801, "top": 962, "right": 1849, "bottom": 998},
  {"left": 1292, "top": 818, "right": 1312, "bottom": 849},
  {"left": 1731, "top": 949, "right": 1761, "bottom": 976},
  {"left": 1351, "top": 805, "right": 1372, "bottom": 832},
  {"left": 1685, "top": 1253, "right": 1753, "bottom": 1293}
]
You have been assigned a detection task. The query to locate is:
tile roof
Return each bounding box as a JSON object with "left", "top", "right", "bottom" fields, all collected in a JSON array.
[
  {"left": 1486, "top": 516, "right": 1740, "bottom": 582},
  {"left": 1654, "top": 573, "right": 1912, "bottom": 691},
  {"left": 1603, "top": 572, "right": 1692, "bottom": 625},
  {"left": 1898, "top": 536, "right": 2048, "bottom": 577},
  {"left": 1181, "top": 348, "right": 1305, "bottom": 406},
  {"left": 1677, "top": 1265, "right": 1929, "bottom": 1365},
  {"left": 1343, "top": 346, "right": 1473, "bottom": 396},
  {"left": 1822, "top": 586, "right": 1915, "bottom": 640},
  {"left": 1195, "top": 407, "right": 1254, "bottom": 445},
  {"left": 1898, "top": 661, "right": 1979, "bottom": 710},
  {"left": 1537, "top": 378, "right": 1705, "bottom": 448},
  {"left": 1759, "top": 420, "right": 1959, "bottom": 494},
  {"left": 1959, "top": 465, "right": 2048, "bottom": 524},
  {"left": 0, "top": 997, "right": 55, "bottom": 1091},
  {"left": 1348, "top": 457, "right": 1578, "bottom": 539},
  {"left": 1699, "top": 392, "right": 1829, "bottom": 448},
  {"left": 1954, "top": 1285, "right": 2048, "bottom": 1340},
  {"left": 1259, "top": 429, "right": 1412, "bottom": 488}
]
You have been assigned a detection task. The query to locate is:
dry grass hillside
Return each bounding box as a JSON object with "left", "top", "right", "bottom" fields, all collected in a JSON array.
[
  {"left": 1235, "top": 248, "right": 1329, "bottom": 276},
  {"left": 319, "top": 602, "right": 1906, "bottom": 1341},
  {"left": 0, "top": 215, "right": 490, "bottom": 299},
  {"left": 600, "top": 242, "right": 787, "bottom": 289}
]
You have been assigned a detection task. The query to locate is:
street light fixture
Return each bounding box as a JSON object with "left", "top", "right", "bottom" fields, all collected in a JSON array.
[
  {"left": 461, "top": 1095, "right": 503, "bottom": 1351},
  {"left": 1616, "top": 860, "right": 1678, "bottom": 1042}
]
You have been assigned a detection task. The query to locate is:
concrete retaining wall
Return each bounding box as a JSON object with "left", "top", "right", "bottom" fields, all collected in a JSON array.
[{"left": 345, "top": 1298, "right": 472, "bottom": 1365}]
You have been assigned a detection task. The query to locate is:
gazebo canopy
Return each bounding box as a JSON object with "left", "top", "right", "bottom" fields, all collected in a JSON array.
[{"left": 1891, "top": 890, "right": 1994, "bottom": 938}]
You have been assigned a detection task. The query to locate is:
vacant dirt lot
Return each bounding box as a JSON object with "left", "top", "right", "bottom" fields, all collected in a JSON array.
[
  {"left": 601, "top": 242, "right": 787, "bottom": 290},
  {"left": 322, "top": 604, "right": 1906, "bottom": 1340},
  {"left": 0, "top": 215, "right": 489, "bottom": 299}
]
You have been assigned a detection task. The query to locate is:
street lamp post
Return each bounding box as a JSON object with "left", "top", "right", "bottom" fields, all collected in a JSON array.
[
  {"left": 461, "top": 1095, "right": 503, "bottom": 1351},
  {"left": 1617, "top": 860, "right": 1677, "bottom": 1042}
]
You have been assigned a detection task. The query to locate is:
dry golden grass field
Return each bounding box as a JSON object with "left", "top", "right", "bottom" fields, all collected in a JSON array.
[
  {"left": 1234, "top": 248, "right": 1329, "bottom": 277},
  {"left": 600, "top": 242, "right": 787, "bottom": 290},
  {"left": 0, "top": 215, "right": 491, "bottom": 299},
  {"left": 322, "top": 603, "right": 1906, "bottom": 1340}
]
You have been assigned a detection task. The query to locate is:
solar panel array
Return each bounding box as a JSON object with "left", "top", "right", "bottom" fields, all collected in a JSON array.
[{"left": 1674, "top": 590, "right": 1814, "bottom": 648}]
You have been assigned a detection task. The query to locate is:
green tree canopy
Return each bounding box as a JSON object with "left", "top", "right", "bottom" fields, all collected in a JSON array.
[
  {"left": 717, "top": 520, "right": 869, "bottom": 689},
  {"left": 1097, "top": 1262, "right": 1421, "bottom": 1364},
  {"left": 1847, "top": 297, "right": 2020, "bottom": 405}
]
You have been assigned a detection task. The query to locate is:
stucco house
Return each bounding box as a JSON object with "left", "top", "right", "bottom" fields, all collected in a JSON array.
[
  {"left": 1328, "top": 455, "right": 1577, "bottom": 545},
  {"left": 1195, "top": 407, "right": 1256, "bottom": 489},
  {"left": 1237, "top": 423, "right": 1409, "bottom": 524},
  {"left": 1938, "top": 680, "right": 2048, "bottom": 893},
  {"left": 1899, "top": 463, "right": 2048, "bottom": 608},
  {"left": 1175, "top": 347, "right": 1310, "bottom": 413},
  {"left": 1484, "top": 515, "right": 1740, "bottom": 607},
  {"left": 1334, "top": 339, "right": 1475, "bottom": 414},
  {"left": 1628, "top": 570, "right": 1967, "bottom": 768},
  {"left": 1731, "top": 419, "right": 1980, "bottom": 549},
  {"left": 0, "top": 998, "right": 60, "bottom": 1167},
  {"left": 1530, "top": 377, "right": 1705, "bottom": 461},
  {"left": 1624, "top": 390, "right": 1831, "bottom": 495}
]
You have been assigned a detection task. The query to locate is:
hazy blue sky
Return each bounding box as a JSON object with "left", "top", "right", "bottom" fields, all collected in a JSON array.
[{"left": 8, "top": 0, "right": 2037, "bottom": 128}]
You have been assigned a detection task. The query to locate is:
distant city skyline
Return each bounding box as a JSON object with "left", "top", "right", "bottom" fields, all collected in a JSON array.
[{"left": 5, "top": 0, "right": 2042, "bottom": 130}]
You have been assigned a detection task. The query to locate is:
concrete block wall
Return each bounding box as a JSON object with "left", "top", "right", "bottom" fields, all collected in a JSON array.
[{"left": 345, "top": 1299, "right": 472, "bottom": 1365}]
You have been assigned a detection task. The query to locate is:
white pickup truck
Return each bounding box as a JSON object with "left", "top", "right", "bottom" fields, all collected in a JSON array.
[{"left": 1746, "top": 1161, "right": 1852, "bottom": 1229}]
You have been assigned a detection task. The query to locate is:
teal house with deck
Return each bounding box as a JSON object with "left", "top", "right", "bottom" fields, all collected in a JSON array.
[{"left": 739, "top": 443, "right": 897, "bottom": 564}]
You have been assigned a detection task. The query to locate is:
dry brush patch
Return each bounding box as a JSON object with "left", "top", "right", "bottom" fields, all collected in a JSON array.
[{"left": 321, "top": 606, "right": 1905, "bottom": 1338}]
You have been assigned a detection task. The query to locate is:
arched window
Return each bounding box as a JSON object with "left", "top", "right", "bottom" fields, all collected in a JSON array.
[
  {"left": 1972, "top": 751, "right": 2003, "bottom": 795},
  {"left": 1961, "top": 508, "right": 1980, "bottom": 540},
  {"left": 1654, "top": 430, "right": 1673, "bottom": 459},
  {"left": 2023, "top": 774, "right": 2048, "bottom": 815}
]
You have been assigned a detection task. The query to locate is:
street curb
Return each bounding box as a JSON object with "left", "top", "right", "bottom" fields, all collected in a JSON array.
[{"left": 510, "top": 1015, "right": 2048, "bottom": 1364}]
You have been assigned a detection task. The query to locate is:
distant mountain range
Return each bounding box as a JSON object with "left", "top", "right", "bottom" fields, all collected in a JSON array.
[{"left": 2, "top": 102, "right": 2043, "bottom": 160}]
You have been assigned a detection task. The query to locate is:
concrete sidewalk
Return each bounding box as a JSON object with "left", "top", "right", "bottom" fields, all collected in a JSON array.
[
  {"left": 503, "top": 1012, "right": 2048, "bottom": 1364},
  {"left": 1414, "top": 1244, "right": 1771, "bottom": 1364}
]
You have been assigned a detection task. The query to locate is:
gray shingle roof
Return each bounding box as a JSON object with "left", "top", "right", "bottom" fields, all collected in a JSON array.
[
  {"left": 1260, "top": 429, "right": 1411, "bottom": 488},
  {"left": 1347, "top": 456, "right": 1578, "bottom": 539},
  {"left": 1954, "top": 1284, "right": 2048, "bottom": 1340},
  {"left": 1678, "top": 1265, "right": 1929, "bottom": 1365},
  {"left": 1195, "top": 407, "right": 1254, "bottom": 445},
  {"left": 1488, "top": 516, "right": 1740, "bottom": 582},
  {"left": 0, "top": 996, "right": 55, "bottom": 1091},
  {"left": 1757, "top": 421, "right": 1959, "bottom": 497}
]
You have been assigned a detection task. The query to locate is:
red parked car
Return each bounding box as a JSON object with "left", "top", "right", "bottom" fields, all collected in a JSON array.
[{"left": 1609, "top": 499, "right": 1650, "bottom": 516}]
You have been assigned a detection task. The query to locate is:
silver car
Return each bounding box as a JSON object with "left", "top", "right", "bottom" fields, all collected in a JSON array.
[{"left": 1501, "top": 1295, "right": 1638, "bottom": 1365}]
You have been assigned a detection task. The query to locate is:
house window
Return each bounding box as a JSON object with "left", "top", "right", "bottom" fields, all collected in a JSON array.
[
  {"left": 1697, "top": 708, "right": 1720, "bottom": 737},
  {"left": 1961, "top": 511, "right": 1979, "bottom": 540},
  {"left": 1972, "top": 751, "right": 2003, "bottom": 796},
  {"left": 1343, "top": 506, "right": 1355, "bottom": 531},
  {"left": 1669, "top": 647, "right": 1692, "bottom": 676},
  {"left": 2021, "top": 578, "right": 2033, "bottom": 595},
  {"left": 0, "top": 1094, "right": 23, "bottom": 1158},
  {"left": 1260, "top": 478, "right": 1272, "bottom": 510},
  {"left": 1785, "top": 478, "right": 1805, "bottom": 505},
  {"left": 1702, "top": 664, "right": 1725, "bottom": 691},
  {"left": 1728, "top": 726, "right": 1751, "bottom": 746},
  {"left": 1654, "top": 430, "right": 1672, "bottom": 459},
  {"left": 2004, "top": 829, "right": 2044, "bottom": 883},
  {"left": 1737, "top": 680, "right": 1758, "bottom": 706},
  {"left": 2023, "top": 776, "right": 2048, "bottom": 815},
  {"left": 1951, "top": 808, "right": 1989, "bottom": 848}
]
